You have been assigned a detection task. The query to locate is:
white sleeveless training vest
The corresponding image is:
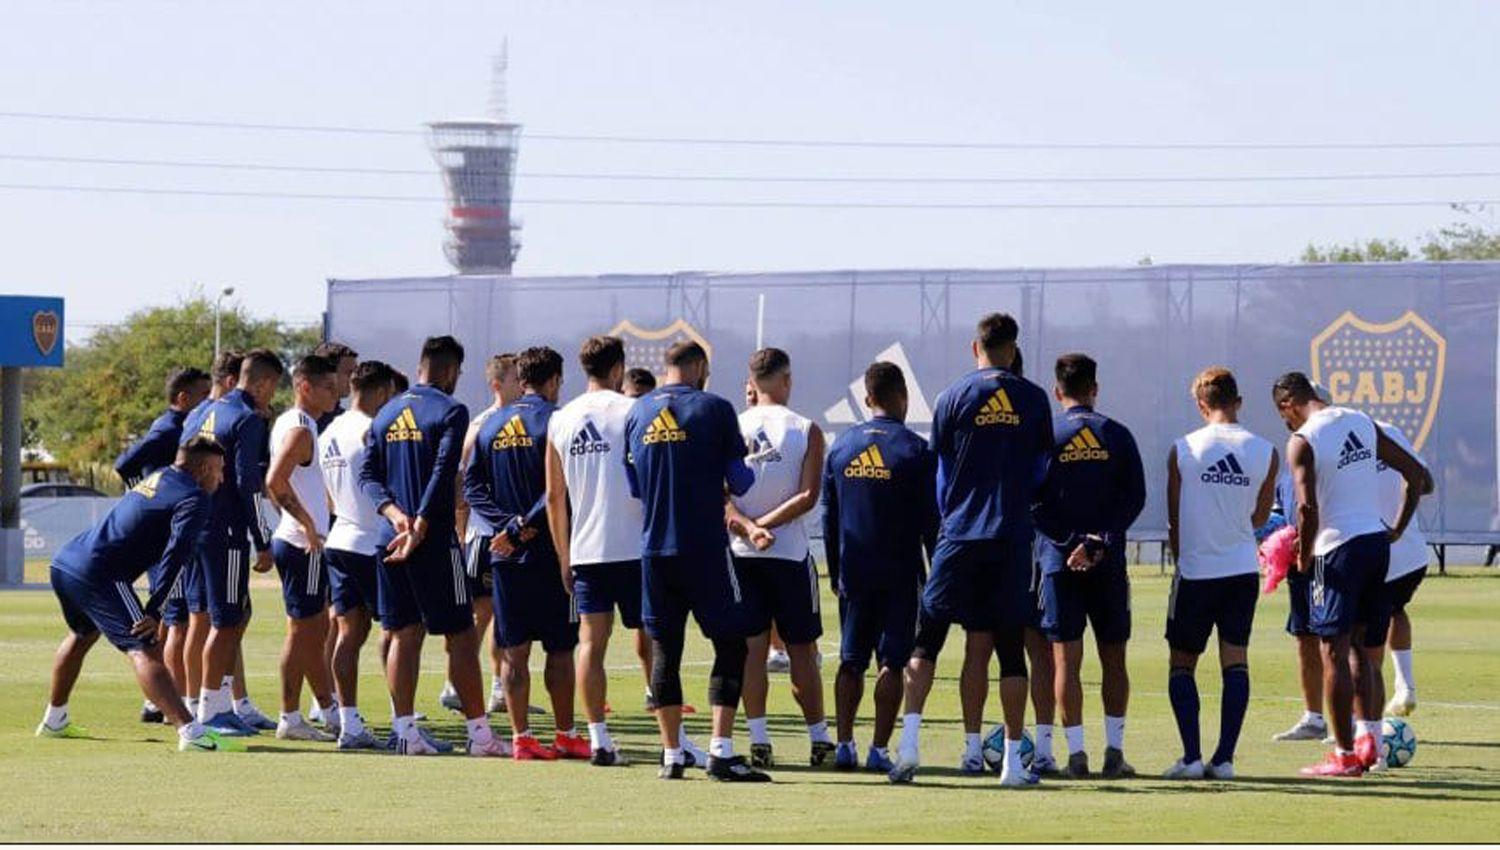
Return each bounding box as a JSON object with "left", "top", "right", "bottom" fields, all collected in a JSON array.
[
  {"left": 271, "top": 407, "right": 329, "bottom": 549},
  {"left": 1376, "top": 420, "right": 1429, "bottom": 580},
  {"left": 1174, "top": 423, "right": 1274, "bottom": 580},
  {"left": 1294, "top": 406, "right": 1386, "bottom": 556},
  {"left": 730, "top": 404, "right": 812, "bottom": 561},
  {"left": 547, "top": 389, "right": 644, "bottom": 566},
  {"left": 319, "top": 408, "right": 384, "bottom": 556}
]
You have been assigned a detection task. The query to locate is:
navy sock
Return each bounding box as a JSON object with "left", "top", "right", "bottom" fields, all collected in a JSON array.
[
  {"left": 1211, "top": 664, "right": 1250, "bottom": 766},
  {"left": 1168, "top": 667, "right": 1201, "bottom": 763}
]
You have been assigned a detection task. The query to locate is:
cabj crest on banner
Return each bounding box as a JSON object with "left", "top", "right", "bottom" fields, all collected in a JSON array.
[
  {"left": 32, "top": 310, "right": 60, "bottom": 357},
  {"left": 1310, "top": 310, "right": 1445, "bottom": 450},
  {"left": 609, "top": 318, "right": 712, "bottom": 384}
]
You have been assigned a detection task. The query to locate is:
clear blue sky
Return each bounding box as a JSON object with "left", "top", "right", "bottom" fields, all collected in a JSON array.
[{"left": 3, "top": 0, "right": 1498, "bottom": 339}]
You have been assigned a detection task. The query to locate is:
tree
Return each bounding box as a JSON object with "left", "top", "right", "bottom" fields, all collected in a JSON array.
[
  {"left": 1300, "top": 207, "right": 1500, "bottom": 263},
  {"left": 1300, "top": 238, "right": 1412, "bottom": 263},
  {"left": 23, "top": 294, "right": 319, "bottom": 484}
]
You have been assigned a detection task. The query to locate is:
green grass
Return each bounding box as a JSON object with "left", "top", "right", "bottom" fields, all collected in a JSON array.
[{"left": 2, "top": 567, "right": 1498, "bottom": 842}]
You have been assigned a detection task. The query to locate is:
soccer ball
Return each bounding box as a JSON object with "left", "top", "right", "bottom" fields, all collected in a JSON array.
[
  {"left": 1382, "top": 718, "right": 1417, "bottom": 767},
  {"left": 981, "top": 724, "right": 1035, "bottom": 773}
]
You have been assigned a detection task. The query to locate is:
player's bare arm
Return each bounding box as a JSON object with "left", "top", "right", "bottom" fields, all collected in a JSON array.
[
  {"left": 1288, "top": 434, "right": 1318, "bottom": 573},
  {"left": 266, "top": 425, "right": 323, "bottom": 553},
  {"left": 725, "top": 499, "right": 774, "bottom": 551},
  {"left": 1253, "top": 450, "right": 1279, "bottom": 531},
  {"left": 1375, "top": 429, "right": 1434, "bottom": 541},
  {"left": 543, "top": 439, "right": 572, "bottom": 592}
]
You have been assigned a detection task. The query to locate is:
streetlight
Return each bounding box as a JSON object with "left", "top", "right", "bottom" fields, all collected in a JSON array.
[{"left": 213, "top": 286, "right": 236, "bottom": 363}]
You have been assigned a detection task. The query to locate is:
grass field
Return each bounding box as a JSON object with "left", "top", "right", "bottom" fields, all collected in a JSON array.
[{"left": 2, "top": 566, "right": 1498, "bottom": 842}]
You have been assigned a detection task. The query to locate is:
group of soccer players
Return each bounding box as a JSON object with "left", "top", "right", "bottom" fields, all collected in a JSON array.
[{"left": 36, "top": 309, "right": 1434, "bottom": 782}]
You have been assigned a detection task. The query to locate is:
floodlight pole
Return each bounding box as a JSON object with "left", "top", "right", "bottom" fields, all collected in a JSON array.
[{"left": 213, "top": 285, "right": 235, "bottom": 363}]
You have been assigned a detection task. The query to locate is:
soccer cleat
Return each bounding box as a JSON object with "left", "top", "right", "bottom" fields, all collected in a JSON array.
[
  {"left": 887, "top": 751, "right": 920, "bottom": 784},
  {"left": 750, "top": 742, "right": 775, "bottom": 769},
  {"left": 35, "top": 720, "right": 89, "bottom": 739},
  {"left": 420, "top": 726, "right": 455, "bottom": 753},
  {"left": 140, "top": 702, "right": 164, "bottom": 724},
  {"left": 1163, "top": 758, "right": 1206, "bottom": 780},
  {"left": 1030, "top": 755, "right": 1060, "bottom": 776},
  {"left": 277, "top": 716, "right": 336, "bottom": 742},
  {"left": 1272, "top": 717, "right": 1328, "bottom": 741},
  {"left": 438, "top": 682, "right": 462, "bottom": 713},
  {"left": 512, "top": 735, "right": 558, "bottom": 761},
  {"left": 179, "top": 729, "right": 245, "bottom": 753},
  {"left": 394, "top": 731, "right": 439, "bottom": 756},
  {"left": 834, "top": 741, "right": 858, "bottom": 771},
  {"left": 766, "top": 649, "right": 791, "bottom": 673},
  {"left": 307, "top": 702, "right": 325, "bottom": 724},
  {"left": 235, "top": 705, "right": 278, "bottom": 731},
  {"left": 864, "top": 747, "right": 895, "bottom": 773},
  {"left": 1102, "top": 747, "right": 1136, "bottom": 778},
  {"left": 999, "top": 768, "right": 1041, "bottom": 787},
  {"left": 1385, "top": 690, "right": 1417, "bottom": 718},
  {"left": 1205, "top": 760, "right": 1236, "bottom": 780},
  {"left": 1299, "top": 751, "right": 1365, "bottom": 777},
  {"left": 553, "top": 732, "right": 592, "bottom": 760},
  {"left": 810, "top": 740, "right": 836, "bottom": 767},
  {"left": 487, "top": 690, "right": 506, "bottom": 714},
  {"left": 959, "top": 752, "right": 986, "bottom": 775},
  {"left": 203, "top": 710, "right": 259, "bottom": 737},
  {"left": 591, "top": 747, "right": 630, "bottom": 767},
  {"left": 467, "top": 735, "right": 513, "bottom": 757},
  {"left": 1354, "top": 733, "right": 1380, "bottom": 768},
  {"left": 321, "top": 708, "right": 342, "bottom": 739},
  {"left": 707, "top": 754, "right": 773, "bottom": 782},
  {"left": 658, "top": 758, "right": 686, "bottom": 780},
  {"left": 681, "top": 736, "right": 708, "bottom": 769},
  {"left": 337, "top": 729, "right": 381, "bottom": 751},
  {"left": 1066, "top": 751, "right": 1090, "bottom": 778}
]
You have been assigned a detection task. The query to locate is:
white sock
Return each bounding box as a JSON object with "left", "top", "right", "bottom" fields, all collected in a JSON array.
[
  {"left": 179, "top": 720, "right": 206, "bottom": 740},
  {"left": 393, "top": 714, "right": 417, "bottom": 740},
  {"left": 747, "top": 716, "right": 771, "bottom": 745},
  {"left": 664, "top": 746, "right": 685, "bottom": 766},
  {"left": 43, "top": 703, "right": 68, "bottom": 729},
  {"left": 588, "top": 721, "right": 612, "bottom": 751},
  {"left": 1001, "top": 738, "right": 1024, "bottom": 778},
  {"left": 870, "top": 745, "right": 889, "bottom": 759},
  {"left": 678, "top": 722, "right": 700, "bottom": 751},
  {"left": 709, "top": 736, "right": 734, "bottom": 758},
  {"left": 1393, "top": 649, "right": 1415, "bottom": 693},
  {"left": 1035, "top": 724, "right": 1055, "bottom": 760},
  {"left": 807, "top": 720, "right": 832, "bottom": 744},
  {"left": 466, "top": 716, "right": 493, "bottom": 745},
  {"left": 963, "top": 731, "right": 982, "bottom": 759},
  {"left": 339, "top": 706, "right": 364, "bottom": 736},
  {"left": 1064, "top": 724, "right": 1085, "bottom": 755},
  {"left": 321, "top": 696, "right": 340, "bottom": 716},
  {"left": 898, "top": 713, "right": 922, "bottom": 758},
  {"left": 143, "top": 699, "right": 159, "bottom": 712},
  {"left": 1357, "top": 719, "right": 1380, "bottom": 739},
  {"left": 1104, "top": 715, "right": 1126, "bottom": 751},
  {"left": 280, "top": 710, "right": 303, "bottom": 726},
  {"left": 491, "top": 679, "right": 505, "bottom": 696},
  {"left": 1302, "top": 710, "right": 1325, "bottom": 726},
  {"left": 221, "top": 674, "right": 234, "bottom": 692},
  {"left": 233, "top": 697, "right": 256, "bottom": 715},
  {"left": 185, "top": 696, "right": 198, "bottom": 716}
]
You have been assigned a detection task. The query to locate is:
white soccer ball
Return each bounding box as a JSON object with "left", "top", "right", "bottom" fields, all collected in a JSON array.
[
  {"left": 1382, "top": 717, "right": 1417, "bottom": 768},
  {"left": 981, "top": 724, "right": 1035, "bottom": 773}
]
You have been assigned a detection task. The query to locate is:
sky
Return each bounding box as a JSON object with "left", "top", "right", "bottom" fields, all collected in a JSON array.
[{"left": 3, "top": 0, "right": 1499, "bottom": 340}]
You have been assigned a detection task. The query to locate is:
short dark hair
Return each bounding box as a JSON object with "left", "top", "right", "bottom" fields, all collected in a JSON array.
[
  {"left": 313, "top": 341, "right": 358, "bottom": 362},
  {"left": 517, "top": 346, "right": 564, "bottom": 388},
  {"left": 212, "top": 350, "right": 244, "bottom": 382},
  {"left": 240, "top": 348, "right": 285, "bottom": 384},
  {"left": 864, "top": 361, "right": 907, "bottom": 408},
  {"left": 749, "top": 347, "right": 790, "bottom": 382},
  {"left": 1055, "top": 353, "right": 1097, "bottom": 398},
  {"left": 419, "top": 335, "right": 465, "bottom": 371},
  {"left": 625, "top": 368, "right": 656, "bottom": 393},
  {"left": 1010, "top": 348, "right": 1025, "bottom": 378},
  {"left": 1193, "top": 366, "right": 1240, "bottom": 410},
  {"left": 292, "top": 353, "right": 337, "bottom": 382},
  {"left": 166, "top": 367, "right": 211, "bottom": 403},
  {"left": 579, "top": 336, "right": 625, "bottom": 380},
  {"left": 391, "top": 369, "right": 410, "bottom": 394},
  {"left": 1273, "top": 371, "right": 1317, "bottom": 406},
  {"left": 976, "top": 313, "right": 1019, "bottom": 352},
  {"left": 177, "top": 434, "right": 226, "bottom": 465},
  {"left": 665, "top": 341, "right": 707, "bottom": 368},
  {"left": 350, "top": 360, "right": 397, "bottom": 394},
  {"left": 485, "top": 353, "right": 517, "bottom": 384}
]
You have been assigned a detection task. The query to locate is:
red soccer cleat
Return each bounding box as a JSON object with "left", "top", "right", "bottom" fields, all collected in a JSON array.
[
  {"left": 1354, "top": 733, "right": 1382, "bottom": 769},
  {"left": 512, "top": 735, "right": 558, "bottom": 761},
  {"left": 1299, "top": 751, "right": 1365, "bottom": 777},
  {"left": 553, "top": 731, "right": 592, "bottom": 760}
]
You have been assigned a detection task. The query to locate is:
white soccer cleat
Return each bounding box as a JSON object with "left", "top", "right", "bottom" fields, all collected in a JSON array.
[
  {"left": 1385, "top": 690, "right": 1417, "bottom": 717},
  {"left": 1272, "top": 717, "right": 1328, "bottom": 741},
  {"left": 998, "top": 767, "right": 1041, "bottom": 787},
  {"left": 681, "top": 735, "right": 709, "bottom": 769},
  {"left": 766, "top": 649, "right": 791, "bottom": 673},
  {"left": 395, "top": 731, "right": 440, "bottom": 756},
  {"left": 1204, "top": 761, "right": 1236, "bottom": 780},
  {"left": 467, "top": 736, "right": 513, "bottom": 758},
  {"left": 306, "top": 702, "right": 325, "bottom": 724},
  {"left": 276, "top": 716, "right": 336, "bottom": 742},
  {"left": 888, "top": 750, "right": 920, "bottom": 784},
  {"left": 1163, "top": 758, "right": 1206, "bottom": 780},
  {"left": 438, "top": 681, "right": 463, "bottom": 712}
]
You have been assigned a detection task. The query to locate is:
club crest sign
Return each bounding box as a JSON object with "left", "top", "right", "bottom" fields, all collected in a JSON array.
[
  {"left": 608, "top": 318, "right": 713, "bottom": 385},
  {"left": 1310, "top": 311, "right": 1445, "bottom": 450},
  {"left": 32, "top": 310, "right": 60, "bottom": 357}
]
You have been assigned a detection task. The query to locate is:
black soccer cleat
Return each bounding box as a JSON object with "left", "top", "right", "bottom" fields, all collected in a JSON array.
[
  {"left": 750, "top": 742, "right": 775, "bottom": 769},
  {"left": 1066, "top": 751, "right": 1090, "bottom": 779},
  {"left": 658, "top": 755, "right": 686, "bottom": 780},
  {"left": 1101, "top": 747, "right": 1136, "bottom": 779},
  {"left": 809, "top": 740, "right": 836, "bottom": 767},
  {"left": 592, "top": 747, "right": 629, "bottom": 767},
  {"left": 707, "top": 754, "right": 773, "bottom": 783},
  {"left": 139, "top": 704, "right": 164, "bottom": 724}
]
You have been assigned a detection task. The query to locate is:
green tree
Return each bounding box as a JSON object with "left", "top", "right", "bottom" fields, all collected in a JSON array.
[
  {"left": 1301, "top": 207, "right": 1500, "bottom": 263},
  {"left": 23, "top": 295, "right": 319, "bottom": 483},
  {"left": 1299, "top": 238, "right": 1412, "bottom": 263}
]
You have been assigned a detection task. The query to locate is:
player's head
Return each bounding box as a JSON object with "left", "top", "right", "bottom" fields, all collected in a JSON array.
[
  {"left": 1010, "top": 347, "right": 1024, "bottom": 378},
  {"left": 1054, "top": 352, "right": 1098, "bottom": 406},
  {"left": 176, "top": 434, "right": 226, "bottom": 494},
  {"left": 623, "top": 367, "right": 656, "bottom": 398},
  {"left": 291, "top": 353, "right": 340, "bottom": 417},
  {"left": 485, "top": 353, "right": 521, "bottom": 405},
  {"left": 517, "top": 345, "right": 565, "bottom": 402},
  {"left": 391, "top": 369, "right": 410, "bottom": 394},
  {"left": 1192, "top": 366, "right": 1242, "bottom": 422},
  {"left": 211, "top": 349, "right": 244, "bottom": 398},
  {"left": 238, "top": 348, "right": 285, "bottom": 408},
  {"left": 748, "top": 347, "right": 792, "bottom": 404},
  {"left": 972, "top": 312, "right": 1019, "bottom": 370},
  {"left": 417, "top": 335, "right": 465, "bottom": 394},
  {"left": 166, "top": 367, "right": 212, "bottom": 412},
  {"left": 313, "top": 341, "right": 359, "bottom": 399},
  {"left": 579, "top": 335, "right": 627, "bottom": 392},
  {"left": 863, "top": 361, "right": 909, "bottom": 422},
  {"left": 1272, "top": 371, "right": 1323, "bottom": 430},
  {"left": 349, "top": 360, "right": 398, "bottom": 416},
  {"left": 664, "top": 340, "right": 709, "bottom": 390}
]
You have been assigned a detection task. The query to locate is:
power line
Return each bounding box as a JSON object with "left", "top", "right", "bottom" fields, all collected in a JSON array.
[
  {"left": 0, "top": 181, "right": 1491, "bottom": 210},
  {"left": 5, "top": 110, "right": 1500, "bottom": 151},
  {"left": 5, "top": 152, "right": 1500, "bottom": 185}
]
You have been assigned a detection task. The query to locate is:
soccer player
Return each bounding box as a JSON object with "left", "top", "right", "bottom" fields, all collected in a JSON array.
[
  {"left": 821, "top": 362, "right": 937, "bottom": 773},
  {"left": 1377, "top": 419, "right": 1432, "bottom": 716},
  {"left": 181, "top": 348, "right": 283, "bottom": 737},
  {"left": 359, "top": 335, "right": 507, "bottom": 757},
  {"left": 266, "top": 354, "right": 343, "bottom": 741},
  {"left": 1270, "top": 372, "right": 1431, "bottom": 776},
  {"left": 319, "top": 360, "right": 398, "bottom": 749},
  {"left": 624, "top": 340, "right": 769, "bottom": 782},
  {"left": 1162, "top": 367, "right": 1278, "bottom": 780},
  {"left": 1033, "top": 353, "right": 1147, "bottom": 779},
  {"left": 309, "top": 341, "right": 358, "bottom": 722},
  {"left": 37, "top": 437, "right": 242, "bottom": 752},
  {"left": 725, "top": 347, "right": 831, "bottom": 768},
  {"left": 624, "top": 367, "right": 657, "bottom": 398},
  {"left": 1012, "top": 348, "right": 1060, "bottom": 775},
  {"left": 465, "top": 345, "right": 587, "bottom": 760},
  {"left": 890, "top": 313, "right": 1051, "bottom": 787}
]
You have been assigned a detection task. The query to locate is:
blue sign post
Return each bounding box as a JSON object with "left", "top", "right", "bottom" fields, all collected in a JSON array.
[{"left": 1, "top": 296, "right": 65, "bottom": 585}]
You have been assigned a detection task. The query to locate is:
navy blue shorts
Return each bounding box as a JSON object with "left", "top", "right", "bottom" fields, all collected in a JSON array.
[
  {"left": 732, "top": 555, "right": 824, "bottom": 645},
  {"left": 1165, "top": 572, "right": 1258, "bottom": 654},
  {"left": 492, "top": 561, "right": 579, "bottom": 652},
  {"left": 200, "top": 537, "right": 253, "bottom": 628},
  {"left": 642, "top": 550, "right": 747, "bottom": 641},
  {"left": 51, "top": 566, "right": 152, "bottom": 653},
  {"left": 1026, "top": 556, "right": 1045, "bottom": 631},
  {"left": 157, "top": 561, "right": 193, "bottom": 626},
  {"left": 271, "top": 539, "right": 330, "bottom": 620},
  {"left": 377, "top": 532, "right": 474, "bottom": 636},
  {"left": 464, "top": 535, "right": 495, "bottom": 604},
  {"left": 1311, "top": 532, "right": 1391, "bottom": 647},
  {"left": 1285, "top": 570, "right": 1313, "bottom": 636},
  {"left": 923, "top": 536, "right": 1034, "bottom": 632},
  {"left": 839, "top": 585, "right": 919, "bottom": 672},
  {"left": 573, "top": 560, "right": 643, "bottom": 628},
  {"left": 1039, "top": 545, "right": 1132, "bottom": 644},
  {"left": 1387, "top": 567, "right": 1426, "bottom": 615},
  {"left": 325, "top": 548, "right": 380, "bottom": 616}
]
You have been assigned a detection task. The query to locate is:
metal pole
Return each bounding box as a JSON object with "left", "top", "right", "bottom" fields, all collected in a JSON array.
[
  {"left": 213, "top": 301, "right": 222, "bottom": 363},
  {"left": 1, "top": 366, "right": 22, "bottom": 585},
  {"left": 755, "top": 293, "right": 766, "bottom": 350}
]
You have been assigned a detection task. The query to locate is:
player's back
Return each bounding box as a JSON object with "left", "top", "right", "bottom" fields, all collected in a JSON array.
[
  {"left": 1033, "top": 405, "right": 1146, "bottom": 550},
  {"left": 55, "top": 466, "right": 209, "bottom": 584},
  {"left": 319, "top": 408, "right": 386, "bottom": 554},
  {"left": 1175, "top": 423, "right": 1274, "bottom": 579},
  {"left": 1294, "top": 406, "right": 1385, "bottom": 555},
  {"left": 474, "top": 393, "right": 556, "bottom": 560},
  {"left": 625, "top": 383, "right": 744, "bottom": 557},
  {"left": 824, "top": 417, "right": 936, "bottom": 592},
  {"left": 365, "top": 384, "right": 468, "bottom": 533},
  {"left": 115, "top": 407, "right": 186, "bottom": 485},
  {"left": 181, "top": 388, "right": 264, "bottom": 535},
  {"left": 548, "top": 389, "right": 641, "bottom": 566},
  {"left": 1376, "top": 420, "right": 1429, "bottom": 577},
  {"left": 931, "top": 367, "right": 1052, "bottom": 541},
  {"left": 730, "top": 403, "right": 813, "bottom": 560}
]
